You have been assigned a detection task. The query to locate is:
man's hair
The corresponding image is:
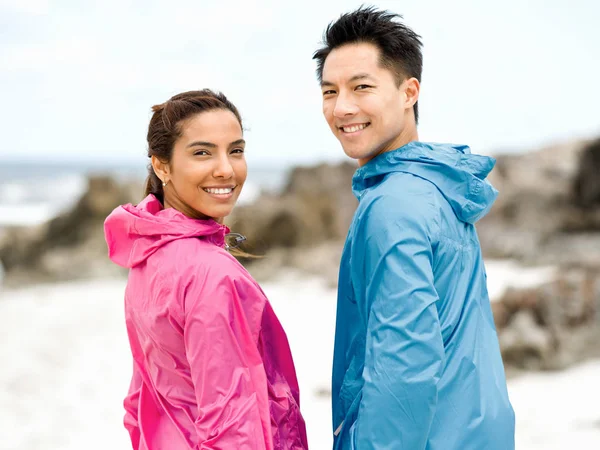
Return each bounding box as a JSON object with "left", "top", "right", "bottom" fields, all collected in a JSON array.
[{"left": 313, "top": 5, "right": 423, "bottom": 122}]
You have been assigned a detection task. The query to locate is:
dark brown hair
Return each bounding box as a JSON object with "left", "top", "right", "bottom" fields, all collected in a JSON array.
[
  {"left": 144, "top": 89, "right": 243, "bottom": 203},
  {"left": 313, "top": 6, "right": 423, "bottom": 123}
]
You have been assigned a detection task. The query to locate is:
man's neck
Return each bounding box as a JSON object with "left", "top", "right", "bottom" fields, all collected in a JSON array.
[
  {"left": 395, "top": 122, "right": 419, "bottom": 149},
  {"left": 358, "top": 126, "right": 419, "bottom": 167}
]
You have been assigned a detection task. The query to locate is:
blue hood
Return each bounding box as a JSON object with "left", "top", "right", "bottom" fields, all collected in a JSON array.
[{"left": 352, "top": 141, "right": 498, "bottom": 224}]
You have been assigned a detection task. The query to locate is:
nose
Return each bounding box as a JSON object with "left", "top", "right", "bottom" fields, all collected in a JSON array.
[
  {"left": 333, "top": 92, "right": 358, "bottom": 118},
  {"left": 213, "top": 154, "right": 234, "bottom": 179}
]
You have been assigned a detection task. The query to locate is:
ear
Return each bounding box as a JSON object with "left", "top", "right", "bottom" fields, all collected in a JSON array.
[
  {"left": 403, "top": 77, "right": 420, "bottom": 109},
  {"left": 151, "top": 155, "right": 171, "bottom": 184}
]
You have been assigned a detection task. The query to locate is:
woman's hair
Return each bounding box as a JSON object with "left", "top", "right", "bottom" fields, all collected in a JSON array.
[{"left": 144, "top": 89, "right": 243, "bottom": 203}]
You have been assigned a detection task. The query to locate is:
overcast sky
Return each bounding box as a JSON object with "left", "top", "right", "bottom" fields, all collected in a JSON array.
[{"left": 1, "top": 0, "right": 599, "bottom": 168}]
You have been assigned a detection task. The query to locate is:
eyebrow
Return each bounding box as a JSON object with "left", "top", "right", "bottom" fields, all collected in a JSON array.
[
  {"left": 187, "top": 139, "right": 246, "bottom": 149},
  {"left": 321, "top": 73, "right": 374, "bottom": 87}
]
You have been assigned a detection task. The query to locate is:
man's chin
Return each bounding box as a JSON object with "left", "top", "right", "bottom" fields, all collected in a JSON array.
[{"left": 342, "top": 145, "right": 374, "bottom": 162}]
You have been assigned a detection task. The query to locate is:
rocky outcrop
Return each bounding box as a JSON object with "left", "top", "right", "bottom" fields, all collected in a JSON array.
[
  {"left": 227, "top": 161, "right": 357, "bottom": 254},
  {"left": 477, "top": 138, "right": 600, "bottom": 265},
  {"left": 243, "top": 241, "right": 345, "bottom": 288},
  {"left": 3, "top": 136, "right": 600, "bottom": 289},
  {"left": 493, "top": 266, "right": 600, "bottom": 372},
  {"left": 0, "top": 162, "right": 359, "bottom": 287},
  {"left": 0, "top": 176, "right": 139, "bottom": 286},
  {"left": 574, "top": 138, "right": 600, "bottom": 209}
]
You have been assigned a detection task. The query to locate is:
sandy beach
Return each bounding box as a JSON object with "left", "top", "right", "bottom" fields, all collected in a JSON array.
[{"left": 0, "top": 261, "right": 598, "bottom": 449}]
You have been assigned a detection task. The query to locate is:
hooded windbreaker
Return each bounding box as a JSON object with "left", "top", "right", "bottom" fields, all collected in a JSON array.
[
  {"left": 104, "top": 195, "right": 308, "bottom": 450},
  {"left": 332, "top": 142, "right": 515, "bottom": 449}
]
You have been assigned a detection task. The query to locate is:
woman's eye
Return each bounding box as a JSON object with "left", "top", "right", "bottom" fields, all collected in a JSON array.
[{"left": 194, "top": 150, "right": 209, "bottom": 156}]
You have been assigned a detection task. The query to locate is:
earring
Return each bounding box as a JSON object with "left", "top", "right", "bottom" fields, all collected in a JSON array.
[{"left": 162, "top": 180, "right": 168, "bottom": 187}]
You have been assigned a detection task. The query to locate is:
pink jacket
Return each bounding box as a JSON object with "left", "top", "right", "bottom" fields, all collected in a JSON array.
[{"left": 104, "top": 195, "right": 308, "bottom": 449}]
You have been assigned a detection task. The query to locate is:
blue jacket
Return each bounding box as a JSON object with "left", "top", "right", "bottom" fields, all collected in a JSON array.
[{"left": 332, "top": 142, "right": 515, "bottom": 449}]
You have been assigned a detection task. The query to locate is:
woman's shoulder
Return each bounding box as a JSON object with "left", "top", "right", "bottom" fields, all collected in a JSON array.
[
  {"left": 161, "top": 237, "right": 259, "bottom": 290},
  {"left": 179, "top": 246, "right": 267, "bottom": 316},
  {"left": 162, "top": 236, "right": 237, "bottom": 270}
]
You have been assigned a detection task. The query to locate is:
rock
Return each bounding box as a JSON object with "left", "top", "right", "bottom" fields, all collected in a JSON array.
[
  {"left": 478, "top": 137, "right": 600, "bottom": 265},
  {"left": 227, "top": 161, "right": 357, "bottom": 255},
  {"left": 574, "top": 137, "right": 600, "bottom": 208},
  {"left": 282, "top": 162, "right": 358, "bottom": 241},
  {"left": 245, "top": 241, "right": 344, "bottom": 288},
  {"left": 494, "top": 266, "right": 600, "bottom": 371},
  {"left": 499, "top": 310, "right": 553, "bottom": 370},
  {"left": 0, "top": 175, "right": 140, "bottom": 286}
]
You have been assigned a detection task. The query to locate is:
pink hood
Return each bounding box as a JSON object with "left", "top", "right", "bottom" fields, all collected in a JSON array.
[
  {"left": 105, "top": 194, "right": 228, "bottom": 268},
  {"left": 104, "top": 195, "right": 308, "bottom": 449}
]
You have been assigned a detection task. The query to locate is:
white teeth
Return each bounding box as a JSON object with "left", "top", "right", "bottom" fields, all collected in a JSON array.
[
  {"left": 204, "top": 187, "right": 233, "bottom": 194},
  {"left": 342, "top": 123, "right": 368, "bottom": 133}
]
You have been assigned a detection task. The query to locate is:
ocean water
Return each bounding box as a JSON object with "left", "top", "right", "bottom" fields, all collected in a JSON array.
[{"left": 0, "top": 161, "right": 289, "bottom": 228}]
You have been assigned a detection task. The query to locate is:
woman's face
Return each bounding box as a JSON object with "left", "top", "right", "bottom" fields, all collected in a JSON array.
[{"left": 155, "top": 109, "right": 247, "bottom": 222}]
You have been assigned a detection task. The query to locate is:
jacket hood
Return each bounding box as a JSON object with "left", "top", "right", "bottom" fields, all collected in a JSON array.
[
  {"left": 104, "top": 194, "right": 229, "bottom": 268},
  {"left": 352, "top": 141, "right": 498, "bottom": 224}
]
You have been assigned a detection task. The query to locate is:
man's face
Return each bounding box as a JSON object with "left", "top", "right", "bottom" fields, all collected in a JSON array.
[{"left": 321, "top": 42, "right": 416, "bottom": 166}]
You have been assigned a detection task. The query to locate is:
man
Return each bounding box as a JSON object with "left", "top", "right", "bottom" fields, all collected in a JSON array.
[{"left": 313, "top": 6, "right": 515, "bottom": 449}]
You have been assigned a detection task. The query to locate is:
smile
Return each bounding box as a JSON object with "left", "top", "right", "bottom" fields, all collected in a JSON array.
[
  {"left": 202, "top": 186, "right": 235, "bottom": 195},
  {"left": 339, "top": 123, "right": 370, "bottom": 133}
]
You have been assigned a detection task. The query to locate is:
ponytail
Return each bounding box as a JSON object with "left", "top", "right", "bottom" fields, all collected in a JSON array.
[{"left": 144, "top": 167, "right": 164, "bottom": 203}]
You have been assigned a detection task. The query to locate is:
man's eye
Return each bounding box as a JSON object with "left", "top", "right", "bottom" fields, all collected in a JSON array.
[
  {"left": 231, "top": 148, "right": 245, "bottom": 154},
  {"left": 323, "top": 90, "right": 336, "bottom": 96},
  {"left": 356, "top": 84, "right": 372, "bottom": 90}
]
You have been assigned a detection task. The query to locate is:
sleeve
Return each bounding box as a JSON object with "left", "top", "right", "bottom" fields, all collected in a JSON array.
[
  {"left": 351, "top": 198, "right": 445, "bottom": 449},
  {"left": 123, "top": 361, "right": 142, "bottom": 448},
  {"left": 184, "top": 269, "right": 273, "bottom": 450}
]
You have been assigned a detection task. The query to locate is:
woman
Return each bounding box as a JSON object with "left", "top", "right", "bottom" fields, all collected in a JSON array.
[{"left": 104, "top": 90, "right": 308, "bottom": 449}]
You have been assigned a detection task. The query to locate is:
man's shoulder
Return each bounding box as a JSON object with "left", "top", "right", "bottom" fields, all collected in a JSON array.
[
  {"left": 358, "top": 173, "right": 439, "bottom": 221},
  {"left": 354, "top": 195, "right": 439, "bottom": 244},
  {"left": 361, "top": 170, "right": 437, "bottom": 201},
  {"left": 383, "top": 169, "right": 439, "bottom": 192}
]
